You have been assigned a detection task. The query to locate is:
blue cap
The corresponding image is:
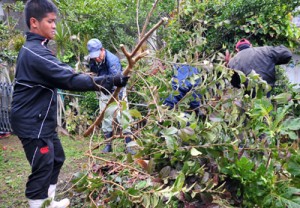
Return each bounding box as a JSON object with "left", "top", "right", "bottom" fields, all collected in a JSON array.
[{"left": 87, "top": 38, "right": 103, "bottom": 58}]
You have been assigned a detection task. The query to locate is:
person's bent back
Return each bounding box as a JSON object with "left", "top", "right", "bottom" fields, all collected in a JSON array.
[{"left": 228, "top": 41, "right": 292, "bottom": 88}]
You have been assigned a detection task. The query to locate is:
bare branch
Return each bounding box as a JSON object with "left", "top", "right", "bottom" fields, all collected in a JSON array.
[
  {"left": 132, "top": 18, "right": 167, "bottom": 57},
  {"left": 86, "top": 153, "right": 153, "bottom": 177},
  {"left": 140, "top": 0, "right": 161, "bottom": 39},
  {"left": 136, "top": 0, "right": 140, "bottom": 37}
]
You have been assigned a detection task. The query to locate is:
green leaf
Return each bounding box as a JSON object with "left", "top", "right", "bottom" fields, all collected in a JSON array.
[
  {"left": 150, "top": 195, "right": 159, "bottom": 207},
  {"left": 135, "top": 180, "right": 147, "bottom": 190},
  {"left": 282, "top": 118, "right": 300, "bottom": 131},
  {"left": 275, "top": 186, "right": 300, "bottom": 208},
  {"left": 159, "top": 166, "right": 171, "bottom": 178},
  {"left": 121, "top": 110, "right": 131, "bottom": 130},
  {"left": 146, "top": 158, "right": 155, "bottom": 174},
  {"left": 142, "top": 194, "right": 151, "bottom": 208},
  {"left": 129, "top": 109, "right": 142, "bottom": 119},
  {"left": 128, "top": 188, "right": 140, "bottom": 196},
  {"left": 272, "top": 93, "right": 292, "bottom": 104},
  {"left": 287, "top": 156, "right": 300, "bottom": 176},
  {"left": 165, "top": 135, "right": 178, "bottom": 152},
  {"left": 287, "top": 131, "right": 298, "bottom": 140},
  {"left": 172, "top": 172, "right": 185, "bottom": 192},
  {"left": 236, "top": 157, "right": 254, "bottom": 173},
  {"left": 191, "top": 147, "right": 202, "bottom": 156},
  {"left": 164, "top": 127, "right": 178, "bottom": 135},
  {"left": 202, "top": 130, "right": 217, "bottom": 142}
]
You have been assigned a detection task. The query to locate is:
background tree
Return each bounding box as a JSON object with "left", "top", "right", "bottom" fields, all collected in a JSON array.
[
  {"left": 53, "top": 0, "right": 176, "bottom": 54},
  {"left": 162, "top": 0, "right": 300, "bottom": 58}
]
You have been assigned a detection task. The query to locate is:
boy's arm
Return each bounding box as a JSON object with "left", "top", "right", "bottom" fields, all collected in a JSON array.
[{"left": 26, "top": 49, "right": 103, "bottom": 91}]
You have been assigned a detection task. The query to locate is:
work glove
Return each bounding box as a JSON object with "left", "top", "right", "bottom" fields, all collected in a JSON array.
[
  {"left": 112, "top": 74, "right": 130, "bottom": 87},
  {"left": 94, "top": 75, "right": 114, "bottom": 95},
  {"left": 94, "top": 74, "right": 130, "bottom": 95}
]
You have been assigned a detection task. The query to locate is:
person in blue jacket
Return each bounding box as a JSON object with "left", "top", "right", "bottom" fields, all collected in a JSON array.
[
  {"left": 10, "top": 1, "right": 129, "bottom": 207},
  {"left": 87, "top": 38, "right": 135, "bottom": 155},
  {"left": 163, "top": 65, "right": 202, "bottom": 117}
]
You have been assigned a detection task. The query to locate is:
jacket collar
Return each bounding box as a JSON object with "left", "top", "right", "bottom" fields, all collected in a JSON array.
[{"left": 25, "top": 32, "right": 49, "bottom": 46}]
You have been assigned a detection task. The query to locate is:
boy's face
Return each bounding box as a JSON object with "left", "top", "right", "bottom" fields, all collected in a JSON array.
[{"left": 30, "top": 12, "right": 57, "bottom": 40}]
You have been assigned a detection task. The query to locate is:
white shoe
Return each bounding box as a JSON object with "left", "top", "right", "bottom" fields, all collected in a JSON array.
[
  {"left": 47, "top": 184, "right": 70, "bottom": 208},
  {"left": 49, "top": 198, "right": 70, "bottom": 208},
  {"left": 28, "top": 199, "right": 46, "bottom": 208},
  {"left": 48, "top": 184, "right": 57, "bottom": 199}
]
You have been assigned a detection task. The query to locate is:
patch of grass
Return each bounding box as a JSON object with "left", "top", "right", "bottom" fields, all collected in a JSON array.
[
  {"left": 0, "top": 137, "right": 29, "bottom": 208},
  {"left": 0, "top": 135, "right": 91, "bottom": 208}
]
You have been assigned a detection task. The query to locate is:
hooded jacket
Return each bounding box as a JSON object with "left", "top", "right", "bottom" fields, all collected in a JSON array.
[
  {"left": 11, "top": 32, "right": 98, "bottom": 139},
  {"left": 228, "top": 45, "right": 292, "bottom": 87}
]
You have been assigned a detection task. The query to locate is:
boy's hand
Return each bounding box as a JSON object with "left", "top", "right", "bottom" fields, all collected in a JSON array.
[
  {"left": 113, "top": 74, "right": 130, "bottom": 87},
  {"left": 94, "top": 75, "right": 114, "bottom": 94}
]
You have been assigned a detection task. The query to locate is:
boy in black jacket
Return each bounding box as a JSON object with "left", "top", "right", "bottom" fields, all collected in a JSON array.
[{"left": 11, "top": 0, "right": 129, "bottom": 207}]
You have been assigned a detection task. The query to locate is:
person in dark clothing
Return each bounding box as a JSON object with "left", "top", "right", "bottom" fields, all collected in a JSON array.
[
  {"left": 10, "top": 1, "right": 129, "bottom": 207},
  {"left": 87, "top": 39, "right": 135, "bottom": 155},
  {"left": 163, "top": 65, "right": 202, "bottom": 116},
  {"left": 228, "top": 38, "right": 292, "bottom": 96}
]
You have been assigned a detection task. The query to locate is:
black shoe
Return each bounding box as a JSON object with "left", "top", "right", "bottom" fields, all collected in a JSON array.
[
  {"left": 102, "top": 144, "right": 112, "bottom": 153},
  {"left": 124, "top": 135, "right": 136, "bottom": 155},
  {"left": 126, "top": 146, "right": 136, "bottom": 155}
]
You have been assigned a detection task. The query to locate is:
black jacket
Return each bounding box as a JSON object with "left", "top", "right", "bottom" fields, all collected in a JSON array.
[
  {"left": 11, "top": 32, "right": 98, "bottom": 139},
  {"left": 228, "top": 45, "right": 292, "bottom": 87}
]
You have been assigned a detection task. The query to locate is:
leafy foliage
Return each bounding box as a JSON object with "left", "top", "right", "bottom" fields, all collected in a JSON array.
[
  {"left": 65, "top": 1, "right": 300, "bottom": 207},
  {"left": 53, "top": 0, "right": 175, "bottom": 53},
  {"left": 162, "top": 0, "right": 300, "bottom": 57},
  {"left": 0, "top": 18, "right": 24, "bottom": 64},
  {"left": 71, "top": 59, "right": 300, "bottom": 207}
]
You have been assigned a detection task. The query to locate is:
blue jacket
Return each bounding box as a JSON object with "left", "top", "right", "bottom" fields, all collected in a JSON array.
[
  {"left": 89, "top": 50, "right": 122, "bottom": 76},
  {"left": 89, "top": 50, "right": 123, "bottom": 95},
  {"left": 164, "top": 65, "right": 201, "bottom": 112}
]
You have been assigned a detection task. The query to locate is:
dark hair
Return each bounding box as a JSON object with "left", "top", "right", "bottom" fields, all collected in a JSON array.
[{"left": 25, "top": 0, "right": 58, "bottom": 29}]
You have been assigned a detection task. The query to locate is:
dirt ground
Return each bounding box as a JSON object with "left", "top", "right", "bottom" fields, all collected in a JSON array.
[{"left": 0, "top": 134, "right": 91, "bottom": 208}]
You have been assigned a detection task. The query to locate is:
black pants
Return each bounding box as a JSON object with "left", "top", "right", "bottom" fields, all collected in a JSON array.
[{"left": 19, "top": 134, "right": 65, "bottom": 199}]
